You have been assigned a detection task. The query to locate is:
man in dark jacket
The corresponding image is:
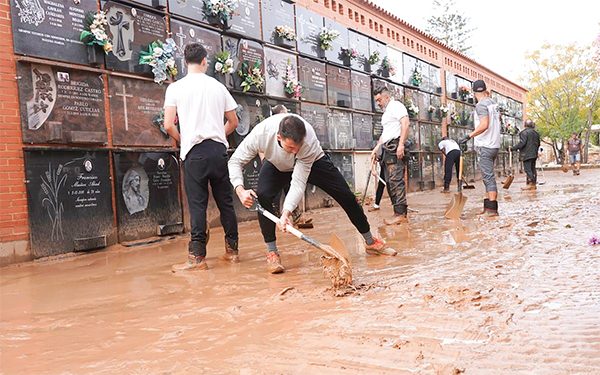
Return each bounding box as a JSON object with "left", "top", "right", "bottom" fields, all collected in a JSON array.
[{"left": 510, "top": 119, "right": 540, "bottom": 190}]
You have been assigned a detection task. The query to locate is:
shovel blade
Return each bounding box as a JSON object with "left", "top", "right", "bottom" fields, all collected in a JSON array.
[
  {"left": 502, "top": 175, "right": 514, "bottom": 189},
  {"left": 445, "top": 193, "right": 468, "bottom": 220},
  {"left": 327, "top": 232, "right": 351, "bottom": 264}
]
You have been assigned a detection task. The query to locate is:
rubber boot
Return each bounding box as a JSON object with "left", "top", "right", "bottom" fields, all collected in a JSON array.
[
  {"left": 441, "top": 182, "right": 450, "bottom": 194},
  {"left": 482, "top": 198, "right": 499, "bottom": 216}
]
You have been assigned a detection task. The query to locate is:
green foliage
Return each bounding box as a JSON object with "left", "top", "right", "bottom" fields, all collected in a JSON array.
[{"left": 425, "top": 0, "right": 475, "bottom": 56}]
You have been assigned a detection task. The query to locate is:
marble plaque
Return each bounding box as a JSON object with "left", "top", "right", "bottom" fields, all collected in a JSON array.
[
  {"left": 102, "top": 2, "right": 168, "bottom": 75},
  {"left": 403, "top": 53, "right": 417, "bottom": 86},
  {"left": 386, "top": 45, "right": 404, "bottom": 84},
  {"left": 261, "top": 0, "right": 295, "bottom": 45},
  {"left": 167, "top": 0, "right": 206, "bottom": 24},
  {"left": 352, "top": 113, "right": 373, "bottom": 150},
  {"left": 229, "top": 94, "right": 268, "bottom": 148},
  {"left": 24, "top": 149, "right": 115, "bottom": 257},
  {"left": 11, "top": 0, "right": 97, "bottom": 64},
  {"left": 373, "top": 114, "right": 382, "bottom": 143},
  {"left": 323, "top": 18, "right": 348, "bottom": 64},
  {"left": 422, "top": 152, "right": 434, "bottom": 190},
  {"left": 171, "top": 19, "right": 221, "bottom": 80},
  {"left": 326, "top": 65, "right": 351, "bottom": 108},
  {"left": 296, "top": 7, "right": 324, "bottom": 58},
  {"left": 108, "top": 76, "right": 171, "bottom": 147},
  {"left": 351, "top": 71, "right": 371, "bottom": 111},
  {"left": 328, "top": 152, "right": 355, "bottom": 190},
  {"left": 348, "top": 30, "right": 368, "bottom": 72},
  {"left": 229, "top": 38, "right": 264, "bottom": 92},
  {"left": 228, "top": 0, "right": 261, "bottom": 40},
  {"left": 407, "top": 152, "right": 422, "bottom": 192},
  {"left": 417, "top": 91, "right": 430, "bottom": 121},
  {"left": 298, "top": 57, "right": 326, "bottom": 104},
  {"left": 368, "top": 38, "right": 386, "bottom": 75},
  {"left": 264, "top": 47, "right": 297, "bottom": 98},
  {"left": 232, "top": 155, "right": 263, "bottom": 221},
  {"left": 328, "top": 109, "right": 352, "bottom": 150},
  {"left": 300, "top": 102, "right": 328, "bottom": 148},
  {"left": 17, "top": 62, "right": 107, "bottom": 145}
]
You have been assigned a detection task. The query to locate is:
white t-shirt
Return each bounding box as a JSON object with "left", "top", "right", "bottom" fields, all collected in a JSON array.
[
  {"left": 380, "top": 99, "right": 408, "bottom": 144},
  {"left": 164, "top": 73, "right": 238, "bottom": 160},
  {"left": 438, "top": 139, "right": 460, "bottom": 154},
  {"left": 473, "top": 97, "right": 501, "bottom": 149}
]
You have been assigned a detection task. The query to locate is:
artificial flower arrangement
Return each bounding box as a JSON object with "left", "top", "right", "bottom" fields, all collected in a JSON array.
[
  {"left": 283, "top": 59, "right": 303, "bottom": 99},
  {"left": 451, "top": 111, "right": 461, "bottom": 125},
  {"left": 79, "top": 11, "right": 113, "bottom": 53},
  {"left": 238, "top": 60, "right": 265, "bottom": 92},
  {"left": 152, "top": 111, "right": 179, "bottom": 137},
  {"left": 203, "top": 0, "right": 238, "bottom": 27},
  {"left": 343, "top": 47, "right": 360, "bottom": 60},
  {"left": 439, "top": 104, "right": 449, "bottom": 118},
  {"left": 412, "top": 68, "right": 423, "bottom": 86},
  {"left": 139, "top": 38, "right": 178, "bottom": 85},
  {"left": 458, "top": 86, "right": 470, "bottom": 98},
  {"left": 368, "top": 50, "right": 380, "bottom": 65},
  {"left": 405, "top": 98, "right": 419, "bottom": 117},
  {"left": 428, "top": 105, "right": 436, "bottom": 113},
  {"left": 319, "top": 27, "right": 340, "bottom": 51},
  {"left": 214, "top": 50, "right": 235, "bottom": 75},
  {"left": 274, "top": 25, "right": 297, "bottom": 41}
]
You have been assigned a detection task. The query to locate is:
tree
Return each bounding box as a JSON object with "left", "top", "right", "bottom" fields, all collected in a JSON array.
[
  {"left": 523, "top": 43, "right": 600, "bottom": 164},
  {"left": 424, "top": 0, "right": 475, "bottom": 56}
]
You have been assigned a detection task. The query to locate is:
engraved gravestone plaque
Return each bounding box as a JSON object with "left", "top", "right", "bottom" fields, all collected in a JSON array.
[
  {"left": 228, "top": 0, "right": 261, "bottom": 40},
  {"left": 264, "top": 47, "right": 297, "bottom": 98},
  {"left": 328, "top": 109, "right": 352, "bottom": 150},
  {"left": 296, "top": 7, "right": 324, "bottom": 58},
  {"left": 298, "top": 57, "right": 326, "bottom": 104},
  {"left": 348, "top": 30, "right": 368, "bottom": 72},
  {"left": 300, "top": 102, "right": 328, "bottom": 148},
  {"left": 261, "top": 0, "right": 295, "bottom": 45},
  {"left": 323, "top": 18, "right": 347, "bottom": 64},
  {"left": 329, "top": 152, "right": 355, "bottom": 189},
  {"left": 326, "top": 64, "right": 351, "bottom": 108},
  {"left": 351, "top": 71, "right": 371, "bottom": 111},
  {"left": 171, "top": 19, "right": 221, "bottom": 80},
  {"left": 352, "top": 113, "right": 373, "bottom": 149}
]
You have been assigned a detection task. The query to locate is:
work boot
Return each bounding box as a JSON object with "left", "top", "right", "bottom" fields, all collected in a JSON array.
[
  {"left": 266, "top": 252, "right": 285, "bottom": 274},
  {"left": 368, "top": 204, "right": 380, "bottom": 212},
  {"left": 218, "top": 240, "right": 240, "bottom": 263},
  {"left": 384, "top": 213, "right": 408, "bottom": 225},
  {"left": 441, "top": 183, "right": 450, "bottom": 193},
  {"left": 480, "top": 198, "right": 499, "bottom": 216},
  {"left": 171, "top": 254, "right": 208, "bottom": 273},
  {"left": 575, "top": 170, "right": 580, "bottom": 175},
  {"left": 521, "top": 183, "right": 536, "bottom": 191},
  {"left": 365, "top": 236, "right": 397, "bottom": 256}
]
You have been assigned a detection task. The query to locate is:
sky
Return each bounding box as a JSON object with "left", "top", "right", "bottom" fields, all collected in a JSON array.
[{"left": 369, "top": 0, "right": 600, "bottom": 85}]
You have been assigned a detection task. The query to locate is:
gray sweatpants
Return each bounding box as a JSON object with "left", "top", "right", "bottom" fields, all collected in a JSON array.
[{"left": 477, "top": 147, "right": 499, "bottom": 192}]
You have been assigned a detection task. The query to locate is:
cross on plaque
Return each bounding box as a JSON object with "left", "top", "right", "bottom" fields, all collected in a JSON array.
[
  {"left": 175, "top": 26, "right": 187, "bottom": 52},
  {"left": 115, "top": 84, "right": 133, "bottom": 131}
]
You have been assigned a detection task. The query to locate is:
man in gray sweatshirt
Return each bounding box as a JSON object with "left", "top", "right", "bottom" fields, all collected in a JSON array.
[{"left": 229, "top": 114, "right": 396, "bottom": 274}]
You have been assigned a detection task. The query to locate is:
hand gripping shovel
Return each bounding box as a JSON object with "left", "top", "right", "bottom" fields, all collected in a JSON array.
[
  {"left": 503, "top": 149, "right": 514, "bottom": 189},
  {"left": 445, "top": 155, "right": 468, "bottom": 220},
  {"left": 251, "top": 198, "right": 352, "bottom": 286}
]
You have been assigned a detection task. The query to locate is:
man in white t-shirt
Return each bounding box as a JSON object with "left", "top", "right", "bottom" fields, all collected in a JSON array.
[
  {"left": 163, "top": 43, "right": 240, "bottom": 272},
  {"left": 459, "top": 80, "right": 501, "bottom": 216},
  {"left": 438, "top": 136, "right": 461, "bottom": 193},
  {"left": 371, "top": 86, "right": 411, "bottom": 225}
]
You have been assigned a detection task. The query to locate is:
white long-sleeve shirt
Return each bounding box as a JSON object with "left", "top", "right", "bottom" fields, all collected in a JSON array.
[{"left": 228, "top": 114, "right": 325, "bottom": 213}]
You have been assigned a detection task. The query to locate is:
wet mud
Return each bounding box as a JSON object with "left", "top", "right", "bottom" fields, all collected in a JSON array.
[{"left": 1, "top": 169, "right": 600, "bottom": 374}]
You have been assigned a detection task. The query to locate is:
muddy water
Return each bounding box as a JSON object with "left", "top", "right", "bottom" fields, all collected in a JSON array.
[{"left": 2, "top": 170, "right": 600, "bottom": 374}]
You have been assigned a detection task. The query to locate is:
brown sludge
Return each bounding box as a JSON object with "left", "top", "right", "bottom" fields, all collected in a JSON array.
[
  {"left": 320, "top": 255, "right": 353, "bottom": 288},
  {"left": 1, "top": 169, "right": 600, "bottom": 374}
]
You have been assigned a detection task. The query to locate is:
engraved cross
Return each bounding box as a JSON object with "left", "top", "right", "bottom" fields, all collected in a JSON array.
[{"left": 115, "top": 84, "right": 133, "bottom": 131}]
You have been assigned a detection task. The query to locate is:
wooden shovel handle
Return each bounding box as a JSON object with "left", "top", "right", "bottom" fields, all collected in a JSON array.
[{"left": 458, "top": 155, "right": 464, "bottom": 181}]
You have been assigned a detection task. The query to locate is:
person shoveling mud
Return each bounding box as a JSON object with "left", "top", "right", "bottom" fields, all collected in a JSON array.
[{"left": 229, "top": 114, "right": 396, "bottom": 275}]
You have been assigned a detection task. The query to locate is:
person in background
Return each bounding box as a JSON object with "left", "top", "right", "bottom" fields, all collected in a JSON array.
[
  {"left": 510, "top": 119, "right": 540, "bottom": 190},
  {"left": 438, "top": 136, "right": 461, "bottom": 193},
  {"left": 459, "top": 80, "right": 501, "bottom": 216},
  {"left": 565, "top": 132, "right": 583, "bottom": 175}
]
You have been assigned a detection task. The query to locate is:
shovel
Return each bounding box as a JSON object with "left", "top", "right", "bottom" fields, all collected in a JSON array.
[
  {"left": 445, "top": 155, "right": 468, "bottom": 220},
  {"left": 502, "top": 148, "right": 514, "bottom": 189},
  {"left": 360, "top": 158, "right": 375, "bottom": 207}
]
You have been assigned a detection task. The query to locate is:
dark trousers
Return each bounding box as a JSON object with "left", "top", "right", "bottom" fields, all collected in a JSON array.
[
  {"left": 256, "top": 155, "right": 370, "bottom": 243},
  {"left": 523, "top": 158, "right": 537, "bottom": 184},
  {"left": 444, "top": 149, "right": 461, "bottom": 188},
  {"left": 183, "top": 140, "right": 238, "bottom": 258},
  {"left": 374, "top": 160, "right": 385, "bottom": 205}
]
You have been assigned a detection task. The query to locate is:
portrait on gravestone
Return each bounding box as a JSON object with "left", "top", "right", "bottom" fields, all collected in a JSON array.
[
  {"left": 326, "top": 64, "right": 351, "bottom": 108},
  {"left": 171, "top": 20, "right": 221, "bottom": 80},
  {"left": 348, "top": 30, "right": 369, "bottom": 72},
  {"left": 322, "top": 18, "right": 347, "bottom": 64},
  {"left": 231, "top": 39, "right": 264, "bottom": 93},
  {"left": 386, "top": 45, "right": 404, "bottom": 84},
  {"left": 11, "top": 0, "right": 97, "bottom": 65},
  {"left": 367, "top": 38, "right": 386, "bottom": 74},
  {"left": 328, "top": 152, "right": 355, "bottom": 189},
  {"left": 300, "top": 102, "right": 328, "bottom": 148},
  {"left": 16, "top": 62, "right": 107, "bottom": 145},
  {"left": 228, "top": 0, "right": 260, "bottom": 40},
  {"left": 24, "top": 150, "right": 116, "bottom": 258},
  {"left": 352, "top": 113, "right": 373, "bottom": 149},
  {"left": 264, "top": 47, "right": 297, "bottom": 98},
  {"left": 114, "top": 152, "right": 183, "bottom": 242},
  {"left": 102, "top": 2, "right": 167, "bottom": 75},
  {"left": 328, "top": 109, "right": 352, "bottom": 150},
  {"left": 298, "top": 57, "right": 326, "bottom": 104},
  {"left": 351, "top": 71, "right": 371, "bottom": 112},
  {"left": 229, "top": 94, "right": 267, "bottom": 148},
  {"left": 108, "top": 76, "right": 171, "bottom": 147},
  {"left": 296, "top": 7, "right": 324, "bottom": 59},
  {"left": 261, "top": 0, "right": 295, "bottom": 46}
]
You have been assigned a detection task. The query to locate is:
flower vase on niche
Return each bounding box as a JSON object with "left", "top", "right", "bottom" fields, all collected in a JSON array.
[
  {"left": 381, "top": 67, "right": 390, "bottom": 78},
  {"left": 468, "top": 97, "right": 474, "bottom": 104},
  {"left": 274, "top": 35, "right": 295, "bottom": 49},
  {"left": 436, "top": 87, "right": 443, "bottom": 94},
  {"left": 273, "top": 25, "right": 296, "bottom": 49},
  {"left": 86, "top": 44, "right": 104, "bottom": 67},
  {"left": 207, "top": 15, "right": 230, "bottom": 29},
  {"left": 451, "top": 92, "right": 458, "bottom": 99},
  {"left": 152, "top": 0, "right": 167, "bottom": 9}
]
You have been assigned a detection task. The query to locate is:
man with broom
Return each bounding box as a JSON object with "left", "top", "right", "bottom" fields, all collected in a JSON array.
[
  {"left": 229, "top": 114, "right": 397, "bottom": 274},
  {"left": 510, "top": 119, "right": 540, "bottom": 190}
]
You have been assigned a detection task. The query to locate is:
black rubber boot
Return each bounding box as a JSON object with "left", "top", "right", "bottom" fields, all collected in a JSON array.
[{"left": 483, "top": 199, "right": 498, "bottom": 216}]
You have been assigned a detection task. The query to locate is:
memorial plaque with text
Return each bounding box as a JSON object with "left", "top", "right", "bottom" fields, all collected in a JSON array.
[
  {"left": 232, "top": 155, "right": 263, "bottom": 221},
  {"left": 390, "top": 83, "right": 404, "bottom": 102},
  {"left": 171, "top": 20, "right": 221, "bottom": 80},
  {"left": 368, "top": 38, "right": 386, "bottom": 75},
  {"left": 231, "top": 39, "right": 264, "bottom": 92},
  {"left": 326, "top": 64, "right": 351, "bottom": 108},
  {"left": 351, "top": 71, "right": 371, "bottom": 111},
  {"left": 300, "top": 102, "right": 328, "bottom": 148},
  {"left": 373, "top": 114, "right": 382, "bottom": 142},
  {"left": 348, "top": 30, "right": 369, "bottom": 72},
  {"left": 108, "top": 76, "right": 171, "bottom": 147},
  {"left": 167, "top": 0, "right": 206, "bottom": 24},
  {"left": 17, "top": 62, "right": 107, "bottom": 145},
  {"left": 323, "top": 18, "right": 348, "bottom": 64},
  {"left": 261, "top": 0, "right": 295, "bottom": 45},
  {"left": 11, "top": 0, "right": 96, "bottom": 64},
  {"left": 403, "top": 53, "right": 417, "bottom": 86},
  {"left": 114, "top": 151, "right": 182, "bottom": 242},
  {"left": 296, "top": 7, "right": 324, "bottom": 58},
  {"left": 329, "top": 152, "right": 355, "bottom": 189},
  {"left": 422, "top": 152, "right": 434, "bottom": 189},
  {"left": 407, "top": 152, "right": 422, "bottom": 192},
  {"left": 222, "top": 35, "right": 240, "bottom": 88},
  {"left": 24, "top": 149, "right": 115, "bottom": 257},
  {"left": 229, "top": 94, "right": 267, "bottom": 148},
  {"left": 352, "top": 113, "right": 373, "bottom": 149},
  {"left": 228, "top": 0, "right": 261, "bottom": 40},
  {"left": 102, "top": 2, "right": 167, "bottom": 75},
  {"left": 417, "top": 91, "right": 430, "bottom": 121},
  {"left": 264, "top": 47, "right": 297, "bottom": 98},
  {"left": 328, "top": 109, "right": 352, "bottom": 149},
  {"left": 298, "top": 57, "right": 326, "bottom": 104},
  {"left": 430, "top": 94, "right": 442, "bottom": 122},
  {"left": 386, "top": 45, "right": 404, "bottom": 84}
]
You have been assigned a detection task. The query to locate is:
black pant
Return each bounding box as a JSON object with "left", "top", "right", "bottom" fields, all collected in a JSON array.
[
  {"left": 444, "top": 149, "right": 461, "bottom": 188},
  {"left": 256, "top": 155, "right": 370, "bottom": 243},
  {"left": 183, "top": 140, "right": 238, "bottom": 258},
  {"left": 523, "top": 158, "right": 537, "bottom": 184},
  {"left": 374, "top": 160, "right": 385, "bottom": 205}
]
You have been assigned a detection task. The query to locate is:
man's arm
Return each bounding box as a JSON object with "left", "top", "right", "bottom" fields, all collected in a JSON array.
[
  {"left": 396, "top": 115, "right": 410, "bottom": 158},
  {"left": 469, "top": 116, "right": 489, "bottom": 139},
  {"left": 224, "top": 109, "right": 238, "bottom": 136},
  {"left": 511, "top": 131, "right": 527, "bottom": 151},
  {"left": 164, "top": 106, "right": 180, "bottom": 143}
]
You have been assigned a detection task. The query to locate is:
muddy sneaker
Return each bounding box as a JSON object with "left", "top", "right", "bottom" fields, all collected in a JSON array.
[
  {"left": 384, "top": 214, "right": 408, "bottom": 225},
  {"left": 218, "top": 251, "right": 240, "bottom": 263},
  {"left": 266, "top": 252, "right": 285, "bottom": 274},
  {"left": 521, "top": 183, "right": 536, "bottom": 191},
  {"left": 368, "top": 205, "right": 380, "bottom": 212},
  {"left": 171, "top": 255, "right": 208, "bottom": 273},
  {"left": 365, "top": 237, "right": 397, "bottom": 256}
]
